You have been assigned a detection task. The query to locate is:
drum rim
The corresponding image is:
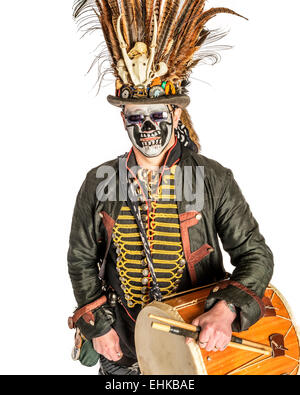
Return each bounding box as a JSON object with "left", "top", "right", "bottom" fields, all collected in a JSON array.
[
  {"left": 267, "top": 284, "right": 300, "bottom": 375},
  {"left": 135, "top": 300, "right": 207, "bottom": 375}
]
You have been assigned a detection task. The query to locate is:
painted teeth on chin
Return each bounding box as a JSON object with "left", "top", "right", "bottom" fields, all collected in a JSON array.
[
  {"left": 140, "top": 131, "right": 160, "bottom": 138},
  {"left": 141, "top": 138, "right": 162, "bottom": 147}
]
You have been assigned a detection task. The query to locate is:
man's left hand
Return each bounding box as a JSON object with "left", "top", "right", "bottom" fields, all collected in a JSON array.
[{"left": 186, "top": 300, "right": 236, "bottom": 352}]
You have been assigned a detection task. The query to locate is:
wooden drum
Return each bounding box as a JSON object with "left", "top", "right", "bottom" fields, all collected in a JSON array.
[{"left": 135, "top": 282, "right": 300, "bottom": 375}]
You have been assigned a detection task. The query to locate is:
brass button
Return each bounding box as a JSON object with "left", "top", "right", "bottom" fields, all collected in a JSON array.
[
  {"left": 141, "top": 203, "right": 148, "bottom": 211},
  {"left": 127, "top": 300, "right": 134, "bottom": 307},
  {"left": 99, "top": 212, "right": 103, "bottom": 218},
  {"left": 142, "top": 277, "right": 149, "bottom": 285},
  {"left": 125, "top": 294, "right": 131, "bottom": 300},
  {"left": 142, "top": 268, "right": 149, "bottom": 277},
  {"left": 177, "top": 268, "right": 184, "bottom": 274},
  {"left": 196, "top": 213, "right": 202, "bottom": 221},
  {"left": 142, "top": 214, "right": 148, "bottom": 222},
  {"left": 141, "top": 286, "right": 147, "bottom": 294},
  {"left": 179, "top": 258, "right": 186, "bottom": 267}
]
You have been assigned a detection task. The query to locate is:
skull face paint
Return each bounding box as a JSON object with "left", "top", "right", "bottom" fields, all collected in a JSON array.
[{"left": 123, "top": 104, "right": 173, "bottom": 158}]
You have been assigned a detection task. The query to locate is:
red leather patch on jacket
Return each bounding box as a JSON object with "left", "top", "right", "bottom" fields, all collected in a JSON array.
[
  {"left": 179, "top": 212, "right": 213, "bottom": 285},
  {"left": 101, "top": 211, "right": 115, "bottom": 242}
]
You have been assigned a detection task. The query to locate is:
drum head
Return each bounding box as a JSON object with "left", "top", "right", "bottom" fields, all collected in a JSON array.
[{"left": 135, "top": 301, "right": 206, "bottom": 375}]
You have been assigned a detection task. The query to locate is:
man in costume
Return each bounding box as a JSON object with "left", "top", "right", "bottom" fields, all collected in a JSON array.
[{"left": 68, "top": 1, "right": 274, "bottom": 375}]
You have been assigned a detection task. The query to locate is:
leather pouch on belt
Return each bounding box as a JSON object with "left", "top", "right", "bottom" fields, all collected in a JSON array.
[{"left": 71, "top": 328, "right": 100, "bottom": 367}]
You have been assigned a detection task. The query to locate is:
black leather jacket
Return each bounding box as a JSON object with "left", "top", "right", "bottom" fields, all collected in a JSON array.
[{"left": 68, "top": 147, "right": 274, "bottom": 340}]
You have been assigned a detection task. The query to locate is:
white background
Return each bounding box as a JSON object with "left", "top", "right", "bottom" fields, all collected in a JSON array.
[{"left": 0, "top": 1, "right": 299, "bottom": 375}]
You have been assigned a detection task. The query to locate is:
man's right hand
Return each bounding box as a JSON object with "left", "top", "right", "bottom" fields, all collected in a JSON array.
[{"left": 92, "top": 328, "right": 123, "bottom": 362}]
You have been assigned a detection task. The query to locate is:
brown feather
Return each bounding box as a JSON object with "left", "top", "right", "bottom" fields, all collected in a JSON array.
[
  {"left": 196, "top": 28, "right": 210, "bottom": 47},
  {"left": 168, "top": 1, "right": 204, "bottom": 65},
  {"left": 161, "top": 0, "right": 194, "bottom": 61},
  {"left": 168, "top": 5, "right": 247, "bottom": 80},
  {"left": 107, "top": 0, "right": 120, "bottom": 35},
  {"left": 173, "top": 0, "right": 205, "bottom": 39},
  {"left": 162, "top": 0, "right": 203, "bottom": 62},
  {"left": 197, "top": 7, "right": 248, "bottom": 25},
  {"left": 145, "top": 0, "right": 154, "bottom": 45},
  {"left": 156, "top": 0, "right": 180, "bottom": 62},
  {"left": 94, "top": 2, "right": 115, "bottom": 65},
  {"left": 141, "top": 0, "right": 147, "bottom": 32},
  {"left": 96, "top": 1, "right": 122, "bottom": 67},
  {"left": 121, "top": 0, "right": 136, "bottom": 46},
  {"left": 132, "top": 0, "right": 144, "bottom": 42},
  {"left": 120, "top": 0, "right": 131, "bottom": 48},
  {"left": 147, "top": 0, "right": 161, "bottom": 48},
  {"left": 154, "top": 0, "right": 162, "bottom": 23},
  {"left": 157, "top": 0, "right": 174, "bottom": 33}
]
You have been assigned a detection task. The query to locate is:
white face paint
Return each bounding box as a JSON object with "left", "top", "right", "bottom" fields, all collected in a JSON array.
[{"left": 123, "top": 104, "right": 173, "bottom": 158}]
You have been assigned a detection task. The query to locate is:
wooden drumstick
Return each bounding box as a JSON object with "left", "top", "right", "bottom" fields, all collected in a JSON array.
[
  {"left": 152, "top": 322, "right": 199, "bottom": 339},
  {"left": 149, "top": 314, "right": 272, "bottom": 354},
  {"left": 149, "top": 314, "right": 200, "bottom": 332},
  {"left": 151, "top": 322, "right": 271, "bottom": 356}
]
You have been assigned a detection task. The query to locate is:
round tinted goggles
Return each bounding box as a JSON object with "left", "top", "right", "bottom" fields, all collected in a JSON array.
[{"left": 125, "top": 111, "right": 169, "bottom": 125}]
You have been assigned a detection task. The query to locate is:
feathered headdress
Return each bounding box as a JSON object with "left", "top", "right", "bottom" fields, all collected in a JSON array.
[{"left": 73, "top": 0, "right": 247, "bottom": 151}]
